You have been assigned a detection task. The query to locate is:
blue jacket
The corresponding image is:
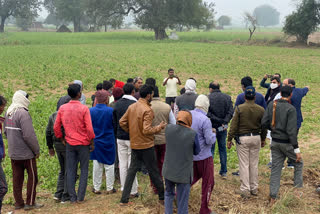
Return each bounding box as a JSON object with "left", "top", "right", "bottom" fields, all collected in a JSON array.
[
  {"left": 291, "top": 87, "right": 309, "bottom": 129},
  {"left": 235, "top": 92, "right": 267, "bottom": 109}
]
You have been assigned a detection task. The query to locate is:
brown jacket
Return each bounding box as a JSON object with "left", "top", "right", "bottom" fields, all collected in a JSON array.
[
  {"left": 120, "top": 98, "right": 162, "bottom": 150},
  {"left": 151, "top": 98, "right": 171, "bottom": 145}
]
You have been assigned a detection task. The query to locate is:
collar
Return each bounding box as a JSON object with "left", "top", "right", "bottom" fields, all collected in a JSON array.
[
  {"left": 152, "top": 97, "right": 161, "bottom": 101},
  {"left": 194, "top": 108, "right": 206, "bottom": 115},
  {"left": 95, "top": 104, "right": 107, "bottom": 108},
  {"left": 138, "top": 98, "right": 151, "bottom": 106},
  {"left": 122, "top": 95, "right": 137, "bottom": 101},
  {"left": 69, "top": 100, "right": 81, "bottom": 104},
  {"left": 245, "top": 100, "right": 256, "bottom": 104},
  {"left": 211, "top": 89, "right": 221, "bottom": 93}
]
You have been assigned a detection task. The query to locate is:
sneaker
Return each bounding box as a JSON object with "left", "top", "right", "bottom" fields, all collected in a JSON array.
[
  {"left": 232, "top": 171, "right": 240, "bottom": 176},
  {"left": 53, "top": 196, "right": 61, "bottom": 202},
  {"left": 130, "top": 193, "right": 139, "bottom": 198},
  {"left": 24, "top": 203, "right": 44, "bottom": 211},
  {"left": 221, "top": 173, "right": 227, "bottom": 179},
  {"left": 106, "top": 188, "right": 117, "bottom": 194}
]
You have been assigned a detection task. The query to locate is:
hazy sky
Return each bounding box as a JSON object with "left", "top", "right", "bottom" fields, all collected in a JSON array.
[{"left": 207, "top": 0, "right": 297, "bottom": 26}]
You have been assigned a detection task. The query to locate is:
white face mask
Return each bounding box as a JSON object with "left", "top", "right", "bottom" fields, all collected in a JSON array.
[{"left": 270, "top": 83, "right": 279, "bottom": 89}]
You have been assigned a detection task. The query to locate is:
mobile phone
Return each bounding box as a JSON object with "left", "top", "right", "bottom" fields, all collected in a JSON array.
[{"left": 267, "top": 75, "right": 273, "bottom": 78}]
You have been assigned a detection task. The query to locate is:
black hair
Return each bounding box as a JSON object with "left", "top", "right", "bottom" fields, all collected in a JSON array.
[
  {"left": 153, "top": 86, "right": 159, "bottom": 98},
  {"left": 241, "top": 76, "right": 253, "bottom": 88},
  {"left": 168, "top": 68, "right": 174, "bottom": 73},
  {"left": 288, "top": 79, "right": 296, "bottom": 86},
  {"left": 127, "top": 78, "right": 134, "bottom": 84},
  {"left": 145, "top": 78, "right": 156, "bottom": 87},
  {"left": 281, "top": 85, "right": 293, "bottom": 97},
  {"left": 209, "top": 82, "right": 220, "bottom": 90},
  {"left": 96, "top": 83, "right": 103, "bottom": 91},
  {"left": 274, "top": 73, "right": 281, "bottom": 78},
  {"left": 139, "top": 85, "right": 154, "bottom": 98},
  {"left": 180, "top": 88, "right": 186, "bottom": 95},
  {"left": 123, "top": 83, "right": 135, "bottom": 95},
  {"left": 271, "top": 76, "right": 281, "bottom": 83},
  {"left": 102, "top": 80, "right": 113, "bottom": 90},
  {"left": 245, "top": 95, "right": 255, "bottom": 100},
  {"left": 188, "top": 77, "right": 197, "bottom": 83},
  {"left": 109, "top": 78, "right": 116, "bottom": 84},
  {"left": 68, "top": 84, "right": 81, "bottom": 99},
  {"left": 0, "top": 95, "right": 7, "bottom": 106}
]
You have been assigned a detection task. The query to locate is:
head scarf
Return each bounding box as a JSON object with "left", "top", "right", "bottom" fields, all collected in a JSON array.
[
  {"left": 176, "top": 111, "right": 192, "bottom": 128},
  {"left": 7, "top": 90, "right": 30, "bottom": 117},
  {"left": 95, "top": 90, "right": 109, "bottom": 104},
  {"left": 74, "top": 80, "right": 83, "bottom": 91},
  {"left": 195, "top": 94, "right": 210, "bottom": 114},
  {"left": 185, "top": 79, "right": 196, "bottom": 93}
]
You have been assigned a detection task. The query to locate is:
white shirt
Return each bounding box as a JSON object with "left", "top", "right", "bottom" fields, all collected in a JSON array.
[{"left": 164, "top": 77, "right": 179, "bottom": 97}]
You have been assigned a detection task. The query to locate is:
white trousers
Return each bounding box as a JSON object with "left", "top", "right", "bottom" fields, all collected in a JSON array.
[
  {"left": 117, "top": 139, "right": 138, "bottom": 194},
  {"left": 93, "top": 160, "right": 114, "bottom": 191}
]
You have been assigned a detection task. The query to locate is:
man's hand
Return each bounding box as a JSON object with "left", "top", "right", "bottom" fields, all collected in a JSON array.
[
  {"left": 296, "top": 153, "right": 302, "bottom": 163},
  {"left": 61, "top": 138, "right": 66, "bottom": 146},
  {"left": 306, "top": 86, "right": 310, "bottom": 91},
  {"left": 261, "top": 141, "right": 266, "bottom": 148},
  {"left": 35, "top": 154, "right": 40, "bottom": 159},
  {"left": 90, "top": 141, "right": 95, "bottom": 152},
  {"left": 159, "top": 121, "right": 167, "bottom": 129},
  {"left": 223, "top": 124, "right": 228, "bottom": 131},
  {"left": 212, "top": 128, "right": 216, "bottom": 133},
  {"left": 49, "top": 149, "right": 55, "bottom": 157},
  {"left": 227, "top": 141, "right": 234, "bottom": 149},
  {"left": 264, "top": 74, "right": 268, "bottom": 79}
]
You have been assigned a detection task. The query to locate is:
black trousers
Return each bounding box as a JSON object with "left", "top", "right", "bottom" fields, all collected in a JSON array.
[
  {"left": 0, "top": 161, "right": 8, "bottom": 212},
  {"left": 120, "top": 147, "right": 164, "bottom": 203},
  {"left": 55, "top": 151, "right": 69, "bottom": 201},
  {"left": 165, "top": 97, "right": 176, "bottom": 106}
]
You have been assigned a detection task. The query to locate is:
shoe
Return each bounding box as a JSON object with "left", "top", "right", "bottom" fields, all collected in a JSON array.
[
  {"left": 232, "top": 171, "right": 240, "bottom": 176},
  {"left": 106, "top": 188, "right": 117, "bottom": 194},
  {"left": 15, "top": 204, "right": 25, "bottom": 210},
  {"left": 130, "top": 193, "right": 139, "bottom": 198},
  {"left": 316, "top": 187, "right": 320, "bottom": 194},
  {"left": 221, "top": 173, "right": 227, "bottom": 179},
  {"left": 53, "top": 196, "right": 61, "bottom": 202},
  {"left": 92, "top": 189, "right": 102, "bottom": 194},
  {"left": 24, "top": 203, "right": 44, "bottom": 211},
  {"left": 235, "top": 190, "right": 250, "bottom": 198},
  {"left": 251, "top": 189, "right": 258, "bottom": 196}
]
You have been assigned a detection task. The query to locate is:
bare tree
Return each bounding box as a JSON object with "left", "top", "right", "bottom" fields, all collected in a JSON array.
[{"left": 243, "top": 12, "right": 257, "bottom": 41}]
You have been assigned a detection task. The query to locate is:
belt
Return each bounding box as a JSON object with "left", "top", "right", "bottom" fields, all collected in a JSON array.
[{"left": 239, "top": 133, "right": 260, "bottom": 137}]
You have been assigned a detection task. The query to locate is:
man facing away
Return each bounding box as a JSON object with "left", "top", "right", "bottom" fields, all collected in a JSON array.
[
  {"left": 119, "top": 84, "right": 166, "bottom": 205},
  {"left": 4, "top": 90, "right": 43, "bottom": 210},
  {"left": 262, "top": 85, "right": 303, "bottom": 205},
  {"left": 174, "top": 78, "right": 198, "bottom": 116},
  {"left": 54, "top": 84, "right": 95, "bottom": 203},
  {"left": 113, "top": 83, "right": 139, "bottom": 198},
  {"left": 90, "top": 90, "right": 116, "bottom": 194},
  {"left": 163, "top": 68, "right": 182, "bottom": 107},
  {"left": 191, "top": 95, "right": 216, "bottom": 214},
  {"left": 207, "top": 81, "right": 233, "bottom": 179},
  {"left": 227, "top": 86, "right": 267, "bottom": 198},
  {"left": 162, "top": 110, "right": 200, "bottom": 214}
]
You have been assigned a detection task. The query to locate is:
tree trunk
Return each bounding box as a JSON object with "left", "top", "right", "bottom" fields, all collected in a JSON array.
[
  {"left": 105, "top": 25, "right": 107, "bottom": 32},
  {"left": 0, "top": 17, "right": 6, "bottom": 33},
  {"left": 73, "top": 18, "right": 80, "bottom": 32},
  {"left": 154, "top": 28, "right": 168, "bottom": 40}
]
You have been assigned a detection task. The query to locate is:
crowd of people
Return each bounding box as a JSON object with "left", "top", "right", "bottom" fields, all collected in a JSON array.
[{"left": 0, "top": 68, "right": 310, "bottom": 213}]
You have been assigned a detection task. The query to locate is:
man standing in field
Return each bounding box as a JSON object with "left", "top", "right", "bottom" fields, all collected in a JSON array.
[
  {"left": 227, "top": 87, "right": 267, "bottom": 198},
  {"left": 119, "top": 84, "right": 167, "bottom": 205},
  {"left": 54, "top": 84, "right": 95, "bottom": 203},
  {"left": 133, "top": 77, "right": 143, "bottom": 100},
  {"left": 4, "top": 90, "right": 43, "bottom": 210},
  {"left": 163, "top": 68, "right": 182, "bottom": 107},
  {"left": 261, "top": 85, "right": 303, "bottom": 205}
]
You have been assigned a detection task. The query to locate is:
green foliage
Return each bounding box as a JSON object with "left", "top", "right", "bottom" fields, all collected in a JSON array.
[
  {"left": 253, "top": 4, "right": 280, "bottom": 27},
  {"left": 218, "top": 15, "right": 231, "bottom": 27},
  {"left": 15, "top": 16, "right": 33, "bottom": 31},
  {"left": 283, "top": 0, "right": 320, "bottom": 44},
  {"left": 44, "top": 13, "right": 65, "bottom": 28}
]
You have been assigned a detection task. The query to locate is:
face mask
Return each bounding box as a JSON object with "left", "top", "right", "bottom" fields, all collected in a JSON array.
[{"left": 270, "top": 83, "right": 279, "bottom": 90}]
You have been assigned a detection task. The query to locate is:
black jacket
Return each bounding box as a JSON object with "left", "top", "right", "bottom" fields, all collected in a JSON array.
[
  {"left": 207, "top": 89, "right": 234, "bottom": 129},
  {"left": 113, "top": 97, "right": 136, "bottom": 140}
]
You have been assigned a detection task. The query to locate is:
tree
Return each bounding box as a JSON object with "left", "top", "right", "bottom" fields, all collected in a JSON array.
[
  {"left": 16, "top": 16, "right": 33, "bottom": 31},
  {"left": 0, "top": 0, "right": 41, "bottom": 32},
  {"left": 243, "top": 12, "right": 257, "bottom": 41},
  {"left": 44, "top": 13, "right": 64, "bottom": 28},
  {"left": 116, "top": 0, "right": 215, "bottom": 40},
  {"left": 283, "top": 0, "right": 320, "bottom": 44},
  {"left": 217, "top": 15, "right": 231, "bottom": 28},
  {"left": 253, "top": 4, "right": 280, "bottom": 27}
]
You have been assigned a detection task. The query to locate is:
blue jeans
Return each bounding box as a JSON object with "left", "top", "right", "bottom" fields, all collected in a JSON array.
[
  {"left": 66, "top": 144, "right": 90, "bottom": 202},
  {"left": 211, "top": 130, "right": 227, "bottom": 175},
  {"left": 165, "top": 179, "right": 190, "bottom": 214}
]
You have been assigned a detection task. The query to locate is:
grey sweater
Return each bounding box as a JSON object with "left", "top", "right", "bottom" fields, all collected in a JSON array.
[
  {"left": 4, "top": 108, "right": 40, "bottom": 160},
  {"left": 262, "top": 99, "right": 298, "bottom": 148}
]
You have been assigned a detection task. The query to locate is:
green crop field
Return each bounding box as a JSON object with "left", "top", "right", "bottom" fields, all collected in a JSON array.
[{"left": 0, "top": 31, "right": 320, "bottom": 213}]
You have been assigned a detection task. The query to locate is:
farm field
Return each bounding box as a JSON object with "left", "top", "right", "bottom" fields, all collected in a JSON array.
[{"left": 0, "top": 31, "right": 320, "bottom": 214}]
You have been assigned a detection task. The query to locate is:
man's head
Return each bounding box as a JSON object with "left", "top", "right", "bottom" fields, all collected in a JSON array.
[
  {"left": 0, "top": 95, "right": 7, "bottom": 115},
  {"left": 145, "top": 78, "right": 156, "bottom": 87},
  {"left": 95, "top": 90, "right": 109, "bottom": 105},
  {"left": 112, "top": 87, "right": 124, "bottom": 101},
  {"left": 68, "top": 84, "right": 81, "bottom": 100},
  {"left": 74, "top": 80, "right": 83, "bottom": 92},
  {"left": 280, "top": 85, "right": 293, "bottom": 98},
  {"left": 139, "top": 84, "right": 154, "bottom": 102},
  {"left": 123, "top": 83, "right": 135, "bottom": 96},
  {"left": 274, "top": 73, "right": 281, "bottom": 79},
  {"left": 109, "top": 78, "right": 116, "bottom": 85},
  {"left": 153, "top": 86, "right": 160, "bottom": 98},
  {"left": 177, "top": 110, "right": 192, "bottom": 128},
  {"left": 241, "top": 76, "right": 253, "bottom": 91},
  {"left": 244, "top": 86, "right": 256, "bottom": 101},
  {"left": 102, "top": 80, "right": 113, "bottom": 92},
  {"left": 283, "top": 78, "right": 295, "bottom": 87},
  {"left": 168, "top": 68, "right": 175, "bottom": 78},
  {"left": 127, "top": 78, "right": 134, "bottom": 84},
  {"left": 270, "top": 76, "right": 281, "bottom": 90},
  {"left": 195, "top": 95, "right": 210, "bottom": 113},
  {"left": 185, "top": 78, "right": 197, "bottom": 93},
  {"left": 209, "top": 81, "right": 220, "bottom": 93},
  {"left": 96, "top": 83, "right": 103, "bottom": 91},
  {"left": 133, "top": 77, "right": 143, "bottom": 91}
]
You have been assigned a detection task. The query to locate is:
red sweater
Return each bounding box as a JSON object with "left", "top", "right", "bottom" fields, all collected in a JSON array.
[
  {"left": 114, "top": 80, "right": 125, "bottom": 88},
  {"left": 54, "top": 100, "right": 95, "bottom": 146}
]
